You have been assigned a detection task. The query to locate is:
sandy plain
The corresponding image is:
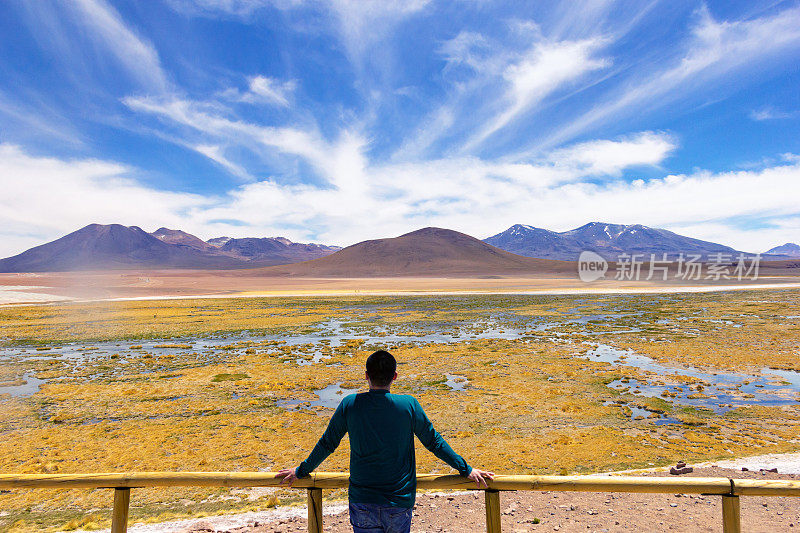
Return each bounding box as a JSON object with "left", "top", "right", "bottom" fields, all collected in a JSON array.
[{"left": 1, "top": 268, "right": 800, "bottom": 305}]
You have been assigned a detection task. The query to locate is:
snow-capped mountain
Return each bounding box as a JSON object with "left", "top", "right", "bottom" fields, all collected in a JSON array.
[{"left": 484, "top": 222, "right": 744, "bottom": 261}]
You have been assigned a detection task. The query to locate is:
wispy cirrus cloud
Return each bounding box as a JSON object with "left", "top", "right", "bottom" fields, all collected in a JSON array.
[
  {"left": 750, "top": 107, "right": 798, "bottom": 121},
  {"left": 461, "top": 37, "right": 610, "bottom": 152},
  {"left": 167, "top": 0, "right": 431, "bottom": 71},
  {"left": 67, "top": 0, "right": 170, "bottom": 92},
  {"left": 0, "top": 89, "right": 84, "bottom": 147},
  {"left": 325, "top": 0, "right": 431, "bottom": 64},
  {"left": 0, "top": 0, "right": 170, "bottom": 148},
  {"left": 536, "top": 4, "right": 800, "bottom": 150},
  {"left": 166, "top": 0, "right": 303, "bottom": 17},
  {"left": 193, "top": 144, "right": 255, "bottom": 181},
  {"left": 221, "top": 76, "right": 297, "bottom": 107},
  {"left": 395, "top": 29, "right": 611, "bottom": 160},
  {"left": 123, "top": 95, "right": 370, "bottom": 195}
]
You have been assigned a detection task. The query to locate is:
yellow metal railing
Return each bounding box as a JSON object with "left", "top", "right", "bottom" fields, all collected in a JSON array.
[{"left": 2, "top": 471, "right": 800, "bottom": 532}]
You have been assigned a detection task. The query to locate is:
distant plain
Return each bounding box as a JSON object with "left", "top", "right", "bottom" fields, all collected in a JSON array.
[{"left": 2, "top": 265, "right": 800, "bottom": 305}]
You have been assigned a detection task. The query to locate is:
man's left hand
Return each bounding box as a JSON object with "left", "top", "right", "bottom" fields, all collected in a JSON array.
[{"left": 277, "top": 467, "right": 299, "bottom": 487}]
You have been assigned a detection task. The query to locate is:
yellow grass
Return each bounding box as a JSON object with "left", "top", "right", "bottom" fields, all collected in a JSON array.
[{"left": 0, "top": 289, "right": 799, "bottom": 531}]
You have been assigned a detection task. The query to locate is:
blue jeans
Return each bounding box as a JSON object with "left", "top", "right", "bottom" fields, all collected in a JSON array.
[{"left": 349, "top": 502, "right": 413, "bottom": 533}]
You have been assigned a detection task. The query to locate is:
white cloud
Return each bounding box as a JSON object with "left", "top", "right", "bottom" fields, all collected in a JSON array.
[
  {"left": 0, "top": 90, "right": 84, "bottom": 147},
  {"left": 117, "top": 85, "right": 800, "bottom": 253},
  {"left": 3, "top": 140, "right": 800, "bottom": 259},
  {"left": 222, "top": 76, "right": 297, "bottom": 106},
  {"left": 247, "top": 76, "right": 296, "bottom": 106},
  {"left": 391, "top": 31, "right": 496, "bottom": 161},
  {"left": 750, "top": 107, "right": 798, "bottom": 121},
  {"left": 398, "top": 31, "right": 610, "bottom": 160},
  {"left": 193, "top": 148, "right": 800, "bottom": 249},
  {"left": 193, "top": 144, "right": 254, "bottom": 180},
  {"left": 398, "top": 5, "right": 800, "bottom": 161},
  {"left": 125, "top": 96, "right": 321, "bottom": 159},
  {"left": 463, "top": 38, "right": 610, "bottom": 150},
  {"left": 438, "top": 31, "right": 492, "bottom": 72},
  {"left": 666, "top": 220, "right": 800, "bottom": 255},
  {"left": 167, "top": 0, "right": 303, "bottom": 17},
  {"left": 169, "top": 0, "right": 430, "bottom": 71},
  {"left": 0, "top": 144, "right": 207, "bottom": 257},
  {"left": 68, "top": 0, "right": 169, "bottom": 91},
  {"left": 539, "top": 5, "right": 800, "bottom": 149},
  {"left": 326, "top": 0, "right": 431, "bottom": 65},
  {"left": 119, "top": 84, "right": 798, "bottom": 249},
  {"left": 593, "top": 164, "right": 799, "bottom": 224},
  {"left": 124, "top": 95, "right": 371, "bottom": 195},
  {"left": 547, "top": 131, "right": 676, "bottom": 177}
]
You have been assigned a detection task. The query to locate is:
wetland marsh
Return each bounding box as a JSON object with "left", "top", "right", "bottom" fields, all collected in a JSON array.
[{"left": 1, "top": 289, "right": 800, "bottom": 531}]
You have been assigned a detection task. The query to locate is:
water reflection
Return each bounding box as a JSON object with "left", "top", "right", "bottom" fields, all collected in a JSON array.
[
  {"left": 277, "top": 382, "right": 360, "bottom": 411},
  {"left": 585, "top": 344, "right": 800, "bottom": 414},
  {"left": 0, "top": 372, "right": 46, "bottom": 397},
  {"left": 602, "top": 400, "right": 680, "bottom": 425},
  {"left": 444, "top": 373, "right": 468, "bottom": 391}
]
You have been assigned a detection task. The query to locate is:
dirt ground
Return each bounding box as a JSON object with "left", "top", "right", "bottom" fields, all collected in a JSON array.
[
  {"left": 2, "top": 270, "right": 800, "bottom": 304},
  {"left": 177, "top": 467, "right": 800, "bottom": 533}
]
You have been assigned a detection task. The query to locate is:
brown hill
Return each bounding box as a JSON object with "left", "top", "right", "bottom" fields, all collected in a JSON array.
[
  {"left": 151, "top": 227, "right": 218, "bottom": 252},
  {"left": 0, "top": 224, "right": 244, "bottom": 272},
  {"left": 260, "top": 227, "right": 571, "bottom": 277}
]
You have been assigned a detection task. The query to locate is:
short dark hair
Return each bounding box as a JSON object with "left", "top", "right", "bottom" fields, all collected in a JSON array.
[{"left": 366, "top": 350, "right": 396, "bottom": 387}]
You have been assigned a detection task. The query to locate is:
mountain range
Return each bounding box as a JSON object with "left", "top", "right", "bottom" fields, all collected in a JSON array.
[
  {"left": 0, "top": 224, "right": 339, "bottom": 272},
  {"left": 483, "top": 222, "right": 756, "bottom": 261},
  {"left": 765, "top": 243, "right": 800, "bottom": 258},
  {"left": 151, "top": 227, "right": 341, "bottom": 264},
  {"left": 0, "top": 222, "right": 795, "bottom": 273}
]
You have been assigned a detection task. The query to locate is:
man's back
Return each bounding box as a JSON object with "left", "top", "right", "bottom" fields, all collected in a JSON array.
[
  {"left": 295, "top": 389, "right": 471, "bottom": 508},
  {"left": 346, "top": 390, "right": 418, "bottom": 506},
  {"left": 280, "top": 350, "right": 494, "bottom": 533}
]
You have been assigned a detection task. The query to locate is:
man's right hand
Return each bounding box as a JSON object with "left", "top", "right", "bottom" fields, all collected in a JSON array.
[
  {"left": 467, "top": 468, "right": 495, "bottom": 488},
  {"left": 277, "top": 467, "right": 299, "bottom": 487}
]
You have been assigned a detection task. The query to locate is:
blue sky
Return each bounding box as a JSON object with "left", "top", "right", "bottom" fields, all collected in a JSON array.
[{"left": 1, "top": 0, "right": 799, "bottom": 257}]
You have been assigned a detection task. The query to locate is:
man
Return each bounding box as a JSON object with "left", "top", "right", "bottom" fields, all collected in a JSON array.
[{"left": 277, "top": 350, "right": 494, "bottom": 533}]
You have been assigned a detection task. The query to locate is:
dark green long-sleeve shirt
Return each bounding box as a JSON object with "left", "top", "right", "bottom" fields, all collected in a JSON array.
[{"left": 295, "top": 389, "right": 471, "bottom": 508}]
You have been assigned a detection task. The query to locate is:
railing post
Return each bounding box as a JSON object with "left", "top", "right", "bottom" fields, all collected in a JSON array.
[
  {"left": 722, "top": 495, "right": 741, "bottom": 533},
  {"left": 485, "top": 489, "right": 501, "bottom": 533},
  {"left": 111, "top": 488, "right": 130, "bottom": 533},
  {"left": 307, "top": 487, "right": 323, "bottom": 533}
]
